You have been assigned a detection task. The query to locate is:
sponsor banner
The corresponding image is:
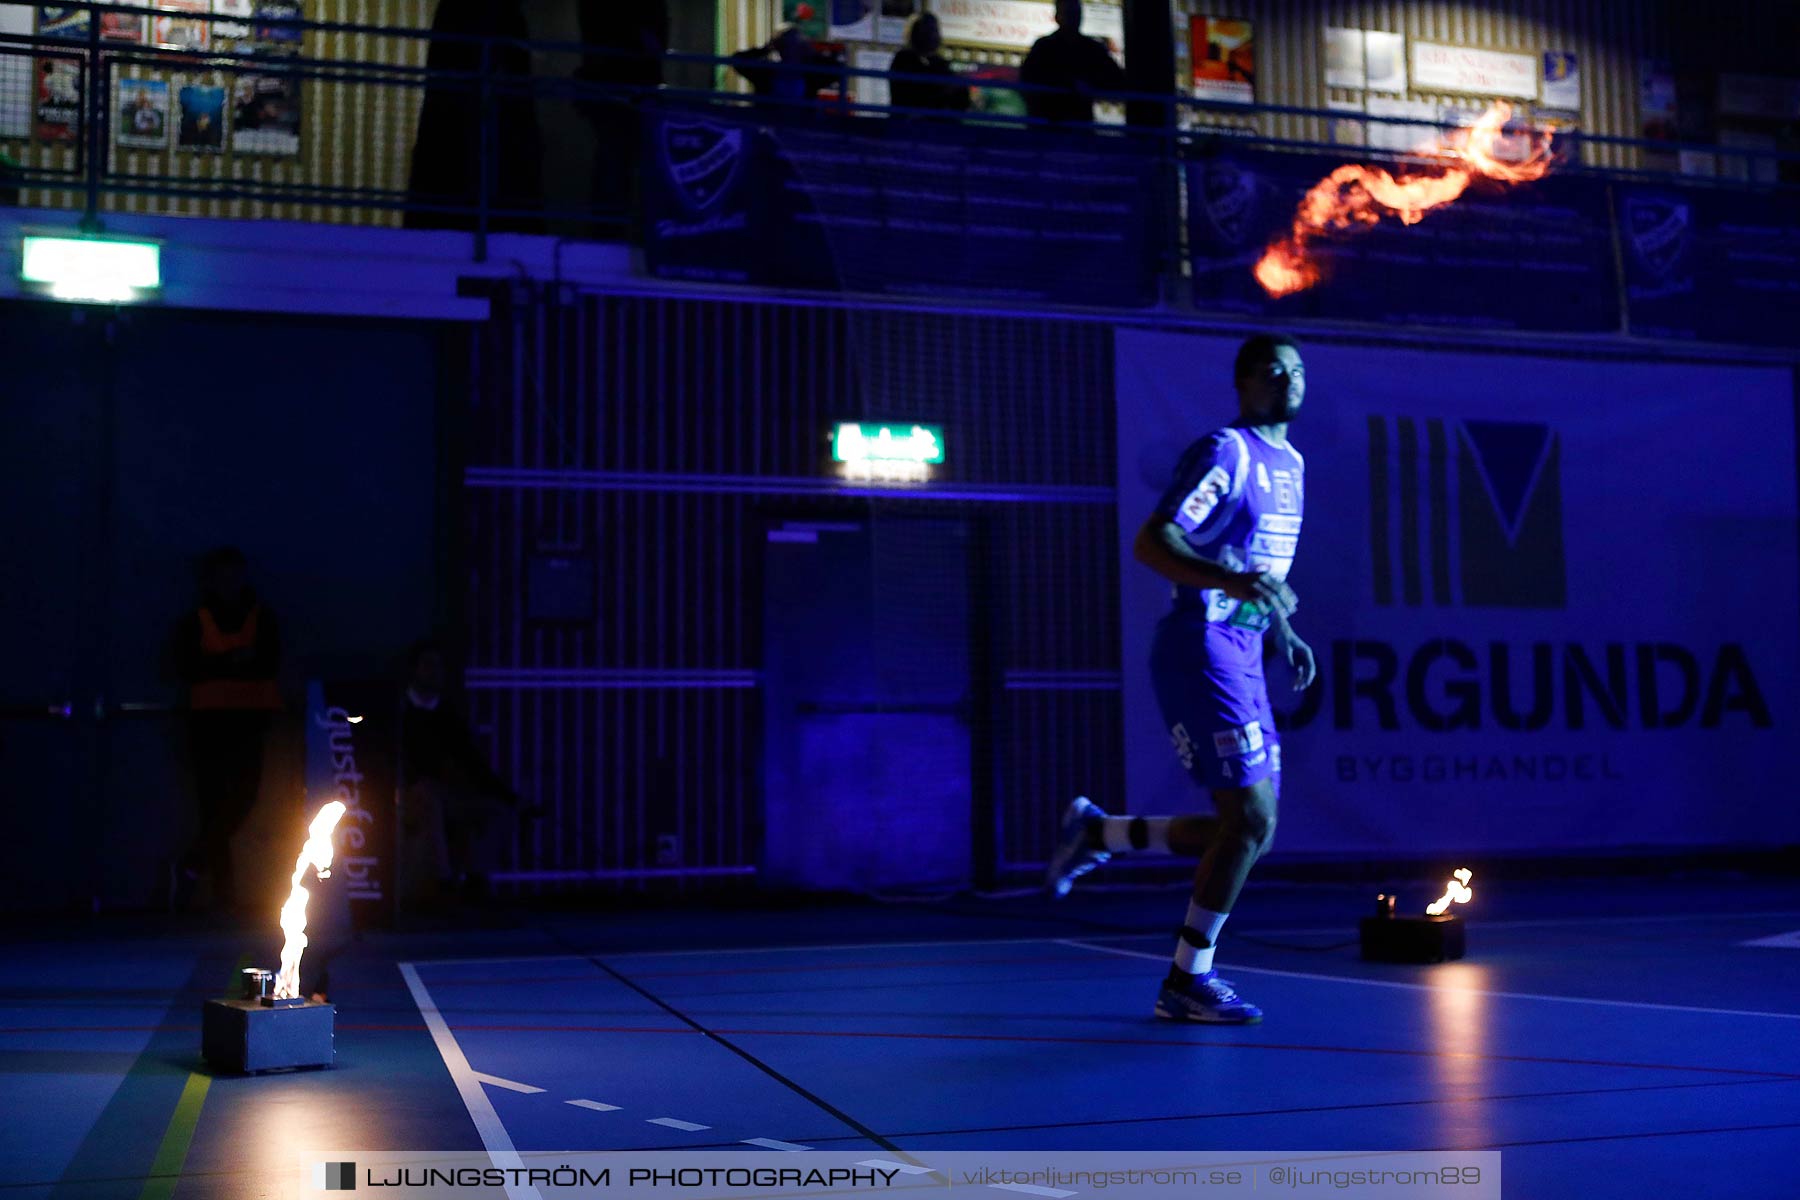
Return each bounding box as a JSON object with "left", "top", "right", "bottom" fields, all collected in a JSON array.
[
  {"left": 1116, "top": 330, "right": 1798, "bottom": 856},
  {"left": 643, "top": 107, "right": 1155, "bottom": 306},
  {"left": 1617, "top": 185, "right": 1800, "bottom": 348},
  {"left": 304, "top": 680, "right": 396, "bottom": 928},
  {"left": 1185, "top": 149, "right": 1619, "bottom": 333}
]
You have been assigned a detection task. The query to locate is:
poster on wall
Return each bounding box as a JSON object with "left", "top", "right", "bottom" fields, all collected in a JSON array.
[
  {"left": 955, "top": 60, "right": 1025, "bottom": 117},
  {"left": 212, "top": 0, "right": 255, "bottom": 41},
  {"left": 253, "top": 0, "right": 303, "bottom": 52},
  {"left": 1363, "top": 30, "right": 1406, "bottom": 92},
  {"left": 1189, "top": 17, "right": 1253, "bottom": 104},
  {"left": 155, "top": 0, "right": 212, "bottom": 53},
  {"left": 1114, "top": 329, "right": 1799, "bottom": 857},
  {"left": 828, "top": 0, "right": 875, "bottom": 42},
  {"left": 1541, "top": 50, "right": 1579, "bottom": 112},
  {"left": 35, "top": 6, "right": 89, "bottom": 40},
  {"left": 177, "top": 80, "right": 225, "bottom": 149},
  {"left": 100, "top": 2, "right": 151, "bottom": 45},
  {"left": 34, "top": 56, "right": 79, "bottom": 141},
  {"left": 0, "top": 5, "right": 30, "bottom": 138},
  {"left": 928, "top": 0, "right": 1121, "bottom": 58},
  {"left": 231, "top": 71, "right": 299, "bottom": 154},
  {"left": 117, "top": 76, "right": 170, "bottom": 148},
  {"left": 851, "top": 47, "right": 891, "bottom": 107},
  {"left": 1323, "top": 27, "right": 1363, "bottom": 90}
]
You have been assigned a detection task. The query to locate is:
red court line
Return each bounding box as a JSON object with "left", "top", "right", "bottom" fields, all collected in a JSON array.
[{"left": 423, "top": 1020, "right": 1799, "bottom": 1080}]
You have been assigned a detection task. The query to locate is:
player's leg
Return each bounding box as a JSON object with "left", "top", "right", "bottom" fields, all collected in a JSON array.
[
  {"left": 1155, "top": 777, "right": 1276, "bottom": 1024},
  {"left": 1044, "top": 615, "right": 1231, "bottom": 896}
]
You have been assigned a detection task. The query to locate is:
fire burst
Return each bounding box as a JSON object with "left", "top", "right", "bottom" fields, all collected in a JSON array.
[
  {"left": 274, "top": 801, "right": 347, "bottom": 1001},
  {"left": 1426, "top": 868, "right": 1474, "bottom": 917},
  {"left": 1253, "top": 102, "right": 1556, "bottom": 297}
]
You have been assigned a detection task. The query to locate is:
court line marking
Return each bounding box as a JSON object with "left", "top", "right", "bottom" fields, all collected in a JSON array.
[
  {"left": 136, "top": 1072, "right": 210, "bottom": 1200},
  {"left": 567, "top": 1099, "right": 622, "bottom": 1112},
  {"left": 405, "top": 914, "right": 1800, "bottom": 968},
  {"left": 989, "top": 1185, "right": 1075, "bottom": 1198},
  {"left": 743, "top": 1138, "right": 811, "bottom": 1151},
  {"left": 473, "top": 1072, "right": 546, "bottom": 1094},
  {"left": 647, "top": 1117, "right": 711, "bottom": 1132},
  {"left": 397, "top": 963, "right": 542, "bottom": 1200},
  {"left": 1740, "top": 930, "right": 1800, "bottom": 949},
  {"left": 1057, "top": 939, "right": 1800, "bottom": 1020},
  {"left": 409, "top": 937, "right": 1064, "bottom": 967}
]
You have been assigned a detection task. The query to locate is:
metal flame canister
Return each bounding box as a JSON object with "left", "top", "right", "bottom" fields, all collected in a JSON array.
[{"left": 241, "top": 968, "right": 274, "bottom": 1001}]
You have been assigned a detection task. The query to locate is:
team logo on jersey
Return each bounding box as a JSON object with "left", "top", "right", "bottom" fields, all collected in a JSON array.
[
  {"left": 1178, "top": 465, "right": 1232, "bottom": 528},
  {"left": 1170, "top": 722, "right": 1197, "bottom": 770},
  {"left": 1256, "top": 462, "right": 1271, "bottom": 491},
  {"left": 660, "top": 121, "right": 746, "bottom": 212},
  {"left": 1622, "top": 195, "right": 1690, "bottom": 283},
  {"left": 1212, "top": 721, "right": 1264, "bottom": 759},
  {"left": 1369, "top": 416, "right": 1565, "bottom": 608}
]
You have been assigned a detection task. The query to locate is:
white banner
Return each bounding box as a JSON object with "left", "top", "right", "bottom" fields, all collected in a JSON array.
[
  {"left": 1115, "top": 329, "right": 1799, "bottom": 857},
  {"left": 927, "top": 0, "right": 1122, "bottom": 55},
  {"left": 1411, "top": 41, "right": 1536, "bottom": 99}
]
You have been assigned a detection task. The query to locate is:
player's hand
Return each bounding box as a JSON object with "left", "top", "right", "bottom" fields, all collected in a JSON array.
[
  {"left": 1224, "top": 568, "right": 1297, "bottom": 617},
  {"left": 1278, "top": 631, "right": 1317, "bottom": 691}
]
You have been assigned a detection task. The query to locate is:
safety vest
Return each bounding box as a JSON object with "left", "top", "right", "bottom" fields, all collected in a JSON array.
[{"left": 191, "top": 605, "right": 283, "bottom": 711}]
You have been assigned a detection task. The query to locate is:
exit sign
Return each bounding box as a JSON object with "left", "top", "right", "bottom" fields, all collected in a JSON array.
[{"left": 832, "top": 422, "right": 946, "bottom": 466}]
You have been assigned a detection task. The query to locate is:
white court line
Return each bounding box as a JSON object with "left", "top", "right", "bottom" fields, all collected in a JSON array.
[
  {"left": 1056, "top": 939, "right": 1800, "bottom": 1021},
  {"left": 1210, "top": 910, "right": 1800, "bottom": 939},
  {"left": 989, "top": 1185, "right": 1075, "bottom": 1198},
  {"left": 397, "top": 963, "right": 543, "bottom": 1200},
  {"left": 403, "top": 913, "right": 1800, "bottom": 968},
  {"left": 406, "top": 936, "right": 1067, "bottom": 967},
  {"left": 473, "top": 1072, "right": 546, "bottom": 1094},
  {"left": 648, "top": 1117, "right": 712, "bottom": 1131},
  {"left": 743, "top": 1138, "right": 812, "bottom": 1151},
  {"left": 567, "top": 1099, "right": 623, "bottom": 1112}
]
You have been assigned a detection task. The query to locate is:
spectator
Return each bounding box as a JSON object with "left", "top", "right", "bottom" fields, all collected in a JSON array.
[
  {"left": 1019, "top": 0, "right": 1125, "bottom": 124},
  {"left": 888, "top": 14, "right": 969, "bottom": 114},
  {"left": 730, "top": 24, "right": 839, "bottom": 106},
  {"left": 405, "top": 0, "right": 545, "bottom": 232},
  {"left": 173, "top": 547, "right": 282, "bottom": 912},
  {"left": 397, "top": 638, "right": 533, "bottom": 907}
]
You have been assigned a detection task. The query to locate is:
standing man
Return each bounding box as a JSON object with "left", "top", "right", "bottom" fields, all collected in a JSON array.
[
  {"left": 1019, "top": 0, "right": 1126, "bottom": 124},
  {"left": 175, "top": 547, "right": 283, "bottom": 911},
  {"left": 1045, "top": 334, "right": 1316, "bottom": 1024}
]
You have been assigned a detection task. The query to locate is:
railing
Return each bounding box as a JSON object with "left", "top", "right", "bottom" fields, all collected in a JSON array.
[{"left": 3, "top": 3, "right": 1798, "bottom": 345}]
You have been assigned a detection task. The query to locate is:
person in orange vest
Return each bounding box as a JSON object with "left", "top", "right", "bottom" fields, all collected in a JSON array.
[{"left": 174, "top": 546, "right": 283, "bottom": 911}]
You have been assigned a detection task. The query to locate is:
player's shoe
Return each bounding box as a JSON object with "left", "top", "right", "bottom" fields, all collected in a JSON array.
[
  {"left": 1044, "top": 796, "right": 1109, "bottom": 897},
  {"left": 1155, "top": 970, "right": 1263, "bottom": 1024}
]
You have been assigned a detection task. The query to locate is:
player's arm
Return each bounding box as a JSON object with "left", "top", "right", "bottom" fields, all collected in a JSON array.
[
  {"left": 1132, "top": 517, "right": 1295, "bottom": 610},
  {"left": 1264, "top": 603, "right": 1317, "bottom": 691}
]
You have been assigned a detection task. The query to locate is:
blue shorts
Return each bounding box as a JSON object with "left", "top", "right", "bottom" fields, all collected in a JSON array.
[{"left": 1149, "top": 608, "right": 1280, "bottom": 793}]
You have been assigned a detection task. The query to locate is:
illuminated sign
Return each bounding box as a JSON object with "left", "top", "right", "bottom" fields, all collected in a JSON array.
[
  {"left": 831, "top": 422, "right": 946, "bottom": 483},
  {"left": 19, "top": 233, "right": 162, "bottom": 303}
]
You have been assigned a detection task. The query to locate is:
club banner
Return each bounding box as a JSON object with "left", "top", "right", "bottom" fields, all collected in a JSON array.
[
  {"left": 1115, "top": 329, "right": 1799, "bottom": 857},
  {"left": 1617, "top": 184, "right": 1800, "bottom": 349},
  {"left": 304, "top": 680, "right": 396, "bottom": 927},
  {"left": 1186, "top": 150, "right": 1620, "bottom": 333},
  {"left": 644, "top": 108, "right": 1157, "bottom": 306}
]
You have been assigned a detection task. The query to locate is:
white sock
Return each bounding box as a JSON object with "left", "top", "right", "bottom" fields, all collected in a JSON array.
[
  {"left": 1171, "top": 900, "right": 1231, "bottom": 976},
  {"left": 1099, "top": 816, "right": 1174, "bottom": 854}
]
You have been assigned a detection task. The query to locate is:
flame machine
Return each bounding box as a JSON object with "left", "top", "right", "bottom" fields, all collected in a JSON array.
[
  {"left": 201, "top": 802, "right": 345, "bottom": 1074},
  {"left": 1360, "top": 869, "right": 1473, "bottom": 964}
]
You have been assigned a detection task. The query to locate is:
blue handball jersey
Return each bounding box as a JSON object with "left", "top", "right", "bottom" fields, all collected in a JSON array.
[{"left": 1154, "top": 424, "right": 1305, "bottom": 632}]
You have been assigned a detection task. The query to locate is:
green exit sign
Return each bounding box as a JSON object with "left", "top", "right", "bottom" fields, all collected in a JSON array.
[{"left": 832, "top": 422, "right": 946, "bottom": 466}]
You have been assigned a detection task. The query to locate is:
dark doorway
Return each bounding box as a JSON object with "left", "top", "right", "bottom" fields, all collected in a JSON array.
[{"left": 760, "top": 517, "right": 975, "bottom": 892}]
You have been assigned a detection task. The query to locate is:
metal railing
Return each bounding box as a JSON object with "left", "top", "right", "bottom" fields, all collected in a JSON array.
[{"left": 2, "top": 4, "right": 1795, "bottom": 276}]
